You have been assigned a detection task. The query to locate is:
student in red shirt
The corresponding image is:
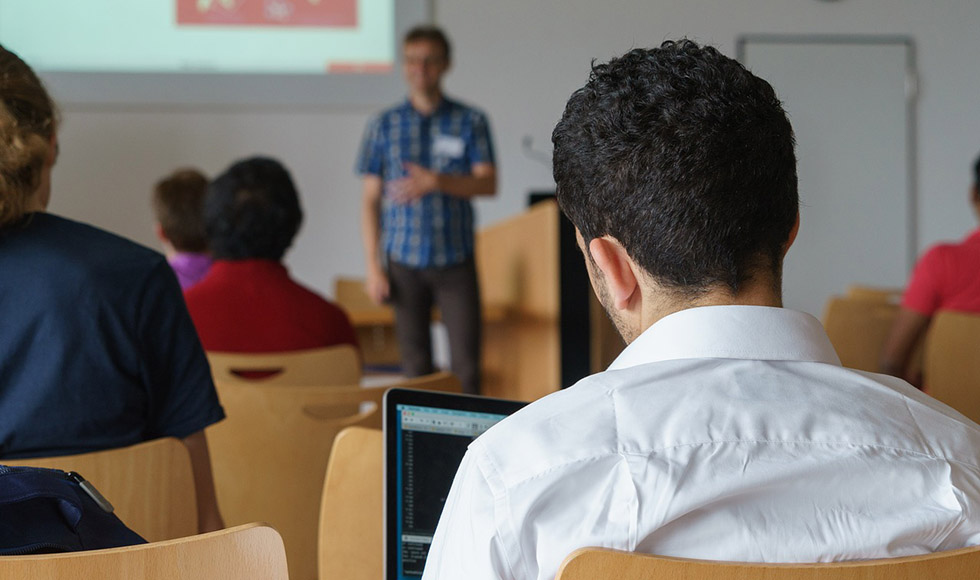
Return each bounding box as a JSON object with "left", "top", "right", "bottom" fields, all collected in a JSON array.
[
  {"left": 880, "top": 154, "right": 980, "bottom": 386},
  {"left": 185, "top": 157, "right": 358, "bottom": 353}
]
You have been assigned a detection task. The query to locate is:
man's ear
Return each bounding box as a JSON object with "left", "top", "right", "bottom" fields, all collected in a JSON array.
[
  {"left": 154, "top": 223, "right": 168, "bottom": 243},
  {"left": 588, "top": 236, "right": 640, "bottom": 311},
  {"left": 783, "top": 212, "right": 801, "bottom": 256}
]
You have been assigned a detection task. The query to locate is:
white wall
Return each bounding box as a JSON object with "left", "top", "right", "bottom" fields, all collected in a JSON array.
[{"left": 48, "top": 0, "right": 980, "bottom": 299}]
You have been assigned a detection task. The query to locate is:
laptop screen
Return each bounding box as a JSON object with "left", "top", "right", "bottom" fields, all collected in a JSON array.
[{"left": 384, "top": 388, "right": 525, "bottom": 580}]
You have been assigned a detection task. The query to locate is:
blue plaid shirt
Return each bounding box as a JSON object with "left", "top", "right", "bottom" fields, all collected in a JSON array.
[{"left": 356, "top": 97, "right": 495, "bottom": 268}]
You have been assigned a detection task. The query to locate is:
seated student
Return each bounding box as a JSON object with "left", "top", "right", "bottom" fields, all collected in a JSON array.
[
  {"left": 0, "top": 45, "right": 225, "bottom": 532},
  {"left": 185, "top": 156, "right": 358, "bottom": 352},
  {"left": 422, "top": 41, "right": 980, "bottom": 580},
  {"left": 151, "top": 168, "right": 213, "bottom": 290},
  {"left": 880, "top": 154, "right": 980, "bottom": 386}
]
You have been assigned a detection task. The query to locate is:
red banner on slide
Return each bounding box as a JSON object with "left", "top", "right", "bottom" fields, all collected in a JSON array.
[{"left": 177, "top": 0, "right": 357, "bottom": 28}]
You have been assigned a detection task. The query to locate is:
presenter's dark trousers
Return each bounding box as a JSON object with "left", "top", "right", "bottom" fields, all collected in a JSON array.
[{"left": 388, "top": 259, "right": 482, "bottom": 395}]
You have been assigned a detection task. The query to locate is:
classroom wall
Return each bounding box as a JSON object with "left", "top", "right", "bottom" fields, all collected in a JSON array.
[{"left": 48, "top": 0, "right": 980, "bottom": 299}]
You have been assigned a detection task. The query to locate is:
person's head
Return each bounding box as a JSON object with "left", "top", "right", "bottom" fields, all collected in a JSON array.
[
  {"left": 0, "top": 44, "right": 58, "bottom": 229},
  {"left": 204, "top": 157, "right": 302, "bottom": 261},
  {"left": 152, "top": 168, "right": 210, "bottom": 253},
  {"left": 402, "top": 25, "right": 451, "bottom": 97},
  {"left": 552, "top": 40, "right": 799, "bottom": 340}
]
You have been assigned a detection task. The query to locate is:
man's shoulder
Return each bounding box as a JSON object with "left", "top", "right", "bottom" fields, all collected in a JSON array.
[
  {"left": 441, "top": 96, "right": 490, "bottom": 122},
  {"left": 471, "top": 374, "right": 622, "bottom": 487},
  {"left": 9, "top": 213, "right": 166, "bottom": 280}
]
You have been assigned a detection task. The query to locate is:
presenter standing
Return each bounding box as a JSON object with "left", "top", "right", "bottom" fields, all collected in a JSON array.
[{"left": 356, "top": 25, "right": 496, "bottom": 394}]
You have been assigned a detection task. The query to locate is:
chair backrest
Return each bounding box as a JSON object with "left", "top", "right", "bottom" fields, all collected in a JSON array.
[
  {"left": 924, "top": 311, "right": 980, "bottom": 423},
  {"left": 822, "top": 296, "right": 900, "bottom": 372},
  {"left": 208, "top": 371, "right": 461, "bottom": 580},
  {"left": 846, "top": 285, "right": 903, "bottom": 303},
  {"left": 4, "top": 437, "right": 196, "bottom": 542},
  {"left": 555, "top": 545, "right": 980, "bottom": 580},
  {"left": 0, "top": 523, "right": 287, "bottom": 580},
  {"left": 335, "top": 277, "right": 380, "bottom": 312},
  {"left": 318, "top": 427, "right": 383, "bottom": 580},
  {"left": 206, "top": 344, "right": 362, "bottom": 386}
]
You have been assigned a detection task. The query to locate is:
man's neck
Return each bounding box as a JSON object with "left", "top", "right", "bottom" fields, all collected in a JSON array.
[
  {"left": 638, "top": 276, "right": 783, "bottom": 336},
  {"left": 409, "top": 89, "right": 443, "bottom": 115}
]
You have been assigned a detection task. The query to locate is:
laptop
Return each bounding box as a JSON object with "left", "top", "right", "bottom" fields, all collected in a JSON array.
[{"left": 383, "top": 388, "right": 526, "bottom": 580}]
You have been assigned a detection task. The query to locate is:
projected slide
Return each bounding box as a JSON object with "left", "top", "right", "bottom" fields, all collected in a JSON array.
[
  {"left": 178, "top": 0, "right": 356, "bottom": 28},
  {"left": 0, "top": 0, "right": 394, "bottom": 74}
]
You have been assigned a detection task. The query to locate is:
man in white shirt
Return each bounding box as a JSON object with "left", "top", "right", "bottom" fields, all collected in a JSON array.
[{"left": 422, "top": 40, "right": 980, "bottom": 580}]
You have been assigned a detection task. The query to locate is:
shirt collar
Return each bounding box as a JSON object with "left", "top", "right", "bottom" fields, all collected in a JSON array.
[
  {"left": 607, "top": 305, "right": 841, "bottom": 371},
  {"left": 965, "top": 229, "right": 980, "bottom": 246},
  {"left": 401, "top": 95, "right": 453, "bottom": 117}
]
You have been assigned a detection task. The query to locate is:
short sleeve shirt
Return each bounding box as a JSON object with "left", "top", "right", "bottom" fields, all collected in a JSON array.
[
  {"left": 902, "top": 229, "right": 980, "bottom": 316},
  {"left": 0, "top": 213, "right": 225, "bottom": 459},
  {"left": 356, "top": 97, "right": 495, "bottom": 268}
]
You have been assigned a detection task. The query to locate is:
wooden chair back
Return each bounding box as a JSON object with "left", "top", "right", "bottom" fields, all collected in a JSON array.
[
  {"left": 206, "top": 344, "right": 362, "bottom": 386},
  {"left": 924, "top": 311, "right": 980, "bottom": 423},
  {"left": 208, "top": 371, "right": 461, "bottom": 580},
  {"left": 556, "top": 545, "right": 980, "bottom": 580},
  {"left": 846, "top": 285, "right": 903, "bottom": 303},
  {"left": 318, "top": 427, "right": 383, "bottom": 580},
  {"left": 336, "top": 277, "right": 379, "bottom": 312},
  {"left": 0, "top": 523, "right": 287, "bottom": 580},
  {"left": 4, "top": 437, "right": 196, "bottom": 542},
  {"left": 822, "top": 296, "right": 900, "bottom": 372}
]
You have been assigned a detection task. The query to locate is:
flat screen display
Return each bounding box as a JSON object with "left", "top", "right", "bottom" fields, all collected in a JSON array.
[{"left": 383, "top": 388, "right": 525, "bottom": 580}]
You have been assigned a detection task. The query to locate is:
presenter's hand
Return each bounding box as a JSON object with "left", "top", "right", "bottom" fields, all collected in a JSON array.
[
  {"left": 389, "top": 163, "right": 438, "bottom": 204},
  {"left": 366, "top": 266, "right": 391, "bottom": 305}
]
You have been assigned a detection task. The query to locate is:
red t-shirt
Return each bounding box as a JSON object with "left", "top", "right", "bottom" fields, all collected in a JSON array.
[
  {"left": 902, "top": 229, "right": 980, "bottom": 316},
  {"left": 184, "top": 259, "right": 358, "bottom": 353}
]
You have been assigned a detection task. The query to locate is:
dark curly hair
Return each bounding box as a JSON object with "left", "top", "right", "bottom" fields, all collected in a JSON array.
[
  {"left": 552, "top": 40, "right": 798, "bottom": 296},
  {"left": 204, "top": 157, "right": 302, "bottom": 261}
]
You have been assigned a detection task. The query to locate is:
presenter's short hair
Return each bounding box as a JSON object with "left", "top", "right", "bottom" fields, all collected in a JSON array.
[
  {"left": 205, "top": 157, "right": 302, "bottom": 261},
  {"left": 152, "top": 168, "right": 209, "bottom": 253},
  {"left": 552, "top": 39, "right": 798, "bottom": 296},
  {"left": 404, "top": 25, "right": 451, "bottom": 63}
]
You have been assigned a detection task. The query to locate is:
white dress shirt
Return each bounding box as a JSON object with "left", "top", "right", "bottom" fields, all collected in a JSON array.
[{"left": 422, "top": 306, "right": 980, "bottom": 580}]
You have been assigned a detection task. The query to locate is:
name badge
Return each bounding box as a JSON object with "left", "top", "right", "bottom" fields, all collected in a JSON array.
[{"left": 433, "top": 134, "right": 465, "bottom": 158}]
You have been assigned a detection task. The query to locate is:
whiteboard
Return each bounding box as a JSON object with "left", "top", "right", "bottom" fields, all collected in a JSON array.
[{"left": 739, "top": 36, "right": 916, "bottom": 318}]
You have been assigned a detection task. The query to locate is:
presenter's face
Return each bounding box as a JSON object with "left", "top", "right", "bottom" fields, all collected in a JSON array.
[{"left": 403, "top": 40, "right": 448, "bottom": 95}]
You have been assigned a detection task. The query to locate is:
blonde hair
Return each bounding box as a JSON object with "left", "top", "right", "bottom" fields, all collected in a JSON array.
[{"left": 0, "top": 45, "right": 57, "bottom": 229}]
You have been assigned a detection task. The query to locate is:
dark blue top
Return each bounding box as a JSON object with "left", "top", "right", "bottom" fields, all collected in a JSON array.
[
  {"left": 356, "top": 96, "right": 496, "bottom": 268},
  {"left": 0, "top": 213, "right": 224, "bottom": 458}
]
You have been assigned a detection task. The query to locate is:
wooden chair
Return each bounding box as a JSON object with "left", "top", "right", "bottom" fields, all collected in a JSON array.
[
  {"left": 208, "top": 371, "right": 461, "bottom": 580},
  {"left": 923, "top": 311, "right": 980, "bottom": 423},
  {"left": 0, "top": 523, "right": 287, "bottom": 580},
  {"left": 318, "top": 427, "right": 382, "bottom": 580},
  {"left": 555, "top": 545, "right": 980, "bottom": 580},
  {"left": 822, "top": 296, "right": 900, "bottom": 372},
  {"left": 846, "top": 285, "right": 903, "bottom": 304},
  {"left": 5, "top": 438, "right": 196, "bottom": 542},
  {"left": 206, "top": 344, "right": 362, "bottom": 386}
]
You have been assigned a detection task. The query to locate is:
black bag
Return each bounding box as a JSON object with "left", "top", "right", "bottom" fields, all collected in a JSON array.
[{"left": 0, "top": 465, "right": 146, "bottom": 555}]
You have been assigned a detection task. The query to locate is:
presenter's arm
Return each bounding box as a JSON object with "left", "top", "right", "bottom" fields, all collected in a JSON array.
[
  {"left": 182, "top": 430, "right": 225, "bottom": 532},
  {"left": 879, "top": 308, "right": 930, "bottom": 388},
  {"left": 361, "top": 175, "right": 390, "bottom": 304},
  {"left": 389, "top": 162, "right": 496, "bottom": 204}
]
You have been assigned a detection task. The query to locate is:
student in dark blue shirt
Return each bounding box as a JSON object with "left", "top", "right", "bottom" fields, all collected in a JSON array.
[{"left": 0, "top": 44, "right": 225, "bottom": 532}]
